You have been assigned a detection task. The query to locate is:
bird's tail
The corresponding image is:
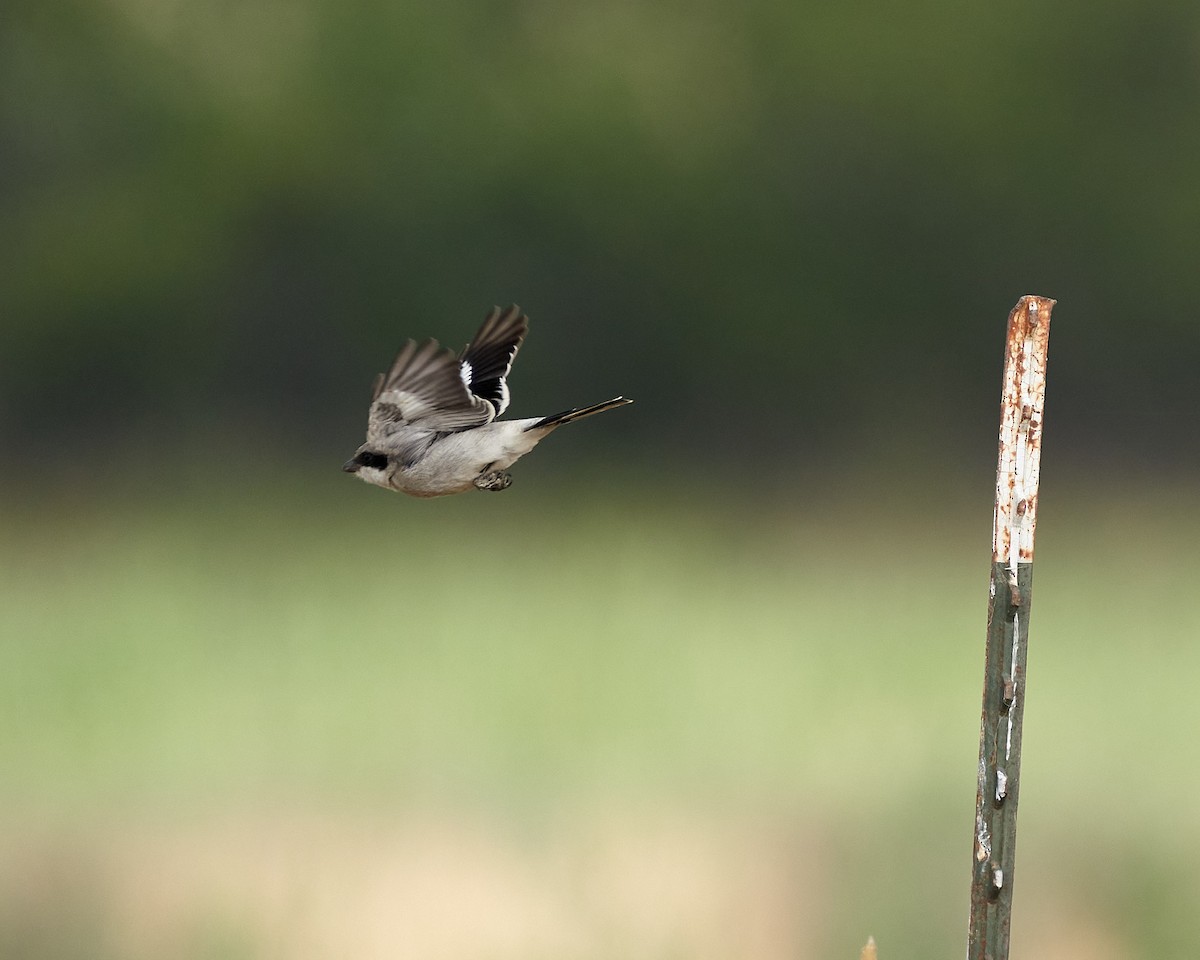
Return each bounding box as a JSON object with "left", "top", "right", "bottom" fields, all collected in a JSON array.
[{"left": 526, "top": 397, "right": 632, "bottom": 431}]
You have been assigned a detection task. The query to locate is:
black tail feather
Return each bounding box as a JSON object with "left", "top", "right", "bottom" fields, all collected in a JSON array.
[{"left": 526, "top": 397, "right": 632, "bottom": 431}]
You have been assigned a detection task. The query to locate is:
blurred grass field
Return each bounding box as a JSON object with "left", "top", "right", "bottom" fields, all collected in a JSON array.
[{"left": 3, "top": 465, "right": 1199, "bottom": 959}]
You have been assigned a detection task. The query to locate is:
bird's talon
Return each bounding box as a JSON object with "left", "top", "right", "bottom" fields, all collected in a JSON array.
[{"left": 474, "top": 471, "right": 512, "bottom": 491}]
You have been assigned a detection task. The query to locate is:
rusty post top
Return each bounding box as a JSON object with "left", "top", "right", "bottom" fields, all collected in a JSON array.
[
  {"left": 992, "top": 296, "right": 1055, "bottom": 565},
  {"left": 1009, "top": 296, "right": 1056, "bottom": 337}
]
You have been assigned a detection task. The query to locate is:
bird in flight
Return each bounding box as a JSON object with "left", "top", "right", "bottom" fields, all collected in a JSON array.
[{"left": 343, "top": 305, "right": 632, "bottom": 497}]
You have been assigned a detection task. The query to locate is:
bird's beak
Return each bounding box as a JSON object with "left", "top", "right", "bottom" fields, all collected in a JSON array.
[{"left": 342, "top": 459, "right": 360, "bottom": 473}]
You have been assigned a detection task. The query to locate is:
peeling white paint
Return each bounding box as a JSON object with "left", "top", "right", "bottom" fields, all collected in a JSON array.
[{"left": 992, "top": 296, "right": 1052, "bottom": 564}]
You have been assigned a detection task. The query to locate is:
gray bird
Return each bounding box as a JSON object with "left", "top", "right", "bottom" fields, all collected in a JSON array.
[{"left": 343, "top": 305, "right": 632, "bottom": 497}]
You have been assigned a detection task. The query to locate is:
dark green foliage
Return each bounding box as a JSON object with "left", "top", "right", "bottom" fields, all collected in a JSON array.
[{"left": 3, "top": 0, "right": 1199, "bottom": 466}]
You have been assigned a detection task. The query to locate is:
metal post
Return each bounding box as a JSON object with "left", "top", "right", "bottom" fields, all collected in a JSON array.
[{"left": 967, "top": 295, "right": 1054, "bottom": 959}]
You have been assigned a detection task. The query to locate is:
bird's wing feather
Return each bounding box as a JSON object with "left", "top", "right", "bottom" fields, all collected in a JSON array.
[
  {"left": 367, "top": 338, "right": 495, "bottom": 443},
  {"left": 458, "top": 305, "right": 528, "bottom": 416}
]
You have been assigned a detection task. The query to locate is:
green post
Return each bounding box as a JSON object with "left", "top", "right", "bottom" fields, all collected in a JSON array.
[{"left": 967, "top": 296, "right": 1054, "bottom": 960}]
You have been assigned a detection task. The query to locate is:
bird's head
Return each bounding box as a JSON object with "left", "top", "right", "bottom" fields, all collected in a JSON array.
[{"left": 342, "top": 448, "right": 392, "bottom": 489}]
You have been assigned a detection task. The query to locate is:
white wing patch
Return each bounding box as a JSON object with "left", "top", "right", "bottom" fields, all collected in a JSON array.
[{"left": 459, "top": 360, "right": 473, "bottom": 388}]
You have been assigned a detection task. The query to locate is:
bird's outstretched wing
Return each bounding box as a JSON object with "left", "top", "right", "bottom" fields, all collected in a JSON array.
[
  {"left": 365, "top": 306, "right": 530, "bottom": 445},
  {"left": 367, "top": 339, "right": 495, "bottom": 443},
  {"left": 458, "top": 305, "right": 528, "bottom": 416}
]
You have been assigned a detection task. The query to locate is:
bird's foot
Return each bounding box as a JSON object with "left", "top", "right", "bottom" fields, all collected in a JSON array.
[{"left": 474, "top": 470, "right": 512, "bottom": 492}]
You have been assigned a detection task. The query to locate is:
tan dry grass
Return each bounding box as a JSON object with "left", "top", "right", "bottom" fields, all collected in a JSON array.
[{"left": 4, "top": 808, "right": 828, "bottom": 960}]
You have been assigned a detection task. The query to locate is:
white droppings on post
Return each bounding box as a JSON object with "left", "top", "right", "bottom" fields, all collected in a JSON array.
[
  {"left": 995, "top": 767, "right": 1008, "bottom": 803},
  {"left": 976, "top": 810, "right": 992, "bottom": 862}
]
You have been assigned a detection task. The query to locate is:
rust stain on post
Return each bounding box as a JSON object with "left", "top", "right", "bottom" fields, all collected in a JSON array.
[{"left": 992, "top": 297, "right": 1053, "bottom": 570}]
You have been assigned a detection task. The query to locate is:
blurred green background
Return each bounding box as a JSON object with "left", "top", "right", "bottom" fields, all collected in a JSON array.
[{"left": 3, "top": 1, "right": 1199, "bottom": 958}]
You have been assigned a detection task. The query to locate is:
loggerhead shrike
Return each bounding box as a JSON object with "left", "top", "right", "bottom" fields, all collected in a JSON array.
[{"left": 343, "top": 305, "right": 632, "bottom": 497}]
